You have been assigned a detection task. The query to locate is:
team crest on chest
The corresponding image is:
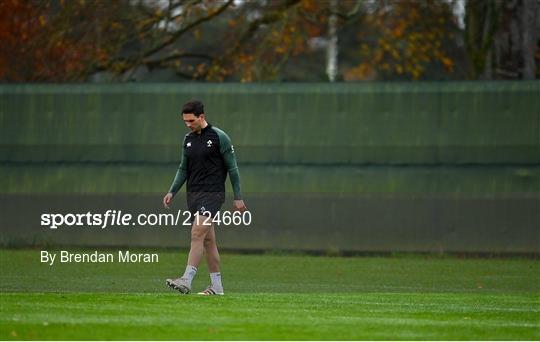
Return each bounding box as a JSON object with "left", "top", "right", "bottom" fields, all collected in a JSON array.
[
  {"left": 207, "top": 140, "right": 213, "bottom": 147},
  {"left": 186, "top": 142, "right": 192, "bottom": 148}
]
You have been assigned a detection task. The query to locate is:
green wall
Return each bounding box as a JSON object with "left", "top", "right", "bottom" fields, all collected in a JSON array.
[
  {"left": 1, "top": 82, "right": 538, "bottom": 167},
  {"left": 1, "top": 82, "right": 539, "bottom": 253}
]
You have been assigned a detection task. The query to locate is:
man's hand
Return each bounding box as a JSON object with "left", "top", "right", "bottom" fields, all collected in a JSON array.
[
  {"left": 233, "top": 200, "right": 247, "bottom": 212},
  {"left": 163, "top": 192, "right": 173, "bottom": 209}
]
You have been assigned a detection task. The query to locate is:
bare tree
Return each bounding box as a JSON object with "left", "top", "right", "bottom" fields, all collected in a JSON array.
[
  {"left": 326, "top": 0, "right": 338, "bottom": 82},
  {"left": 465, "top": 0, "right": 539, "bottom": 79}
]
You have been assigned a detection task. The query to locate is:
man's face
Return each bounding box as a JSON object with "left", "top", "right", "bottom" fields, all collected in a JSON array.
[{"left": 182, "top": 113, "right": 204, "bottom": 133}]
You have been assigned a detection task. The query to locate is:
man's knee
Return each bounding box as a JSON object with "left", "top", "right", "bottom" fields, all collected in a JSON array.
[
  {"left": 204, "top": 234, "right": 215, "bottom": 248},
  {"left": 191, "top": 225, "right": 208, "bottom": 241}
]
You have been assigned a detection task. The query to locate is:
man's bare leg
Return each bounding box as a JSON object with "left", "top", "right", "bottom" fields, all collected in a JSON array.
[
  {"left": 201, "top": 224, "right": 224, "bottom": 294},
  {"left": 175, "top": 215, "right": 210, "bottom": 291},
  {"left": 204, "top": 225, "right": 220, "bottom": 272},
  {"left": 166, "top": 215, "right": 211, "bottom": 294},
  {"left": 187, "top": 215, "right": 210, "bottom": 268}
]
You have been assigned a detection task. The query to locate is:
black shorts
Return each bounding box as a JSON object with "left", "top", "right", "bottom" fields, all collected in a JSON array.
[{"left": 187, "top": 192, "right": 225, "bottom": 222}]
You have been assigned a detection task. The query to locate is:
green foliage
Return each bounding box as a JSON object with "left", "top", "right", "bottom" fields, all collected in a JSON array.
[{"left": 5, "top": 0, "right": 535, "bottom": 81}]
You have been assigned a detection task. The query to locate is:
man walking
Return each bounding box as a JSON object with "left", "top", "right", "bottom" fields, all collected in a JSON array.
[{"left": 163, "top": 100, "right": 246, "bottom": 295}]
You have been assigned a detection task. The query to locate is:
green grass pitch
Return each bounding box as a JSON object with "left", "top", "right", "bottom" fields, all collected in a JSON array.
[{"left": 1, "top": 249, "right": 539, "bottom": 340}]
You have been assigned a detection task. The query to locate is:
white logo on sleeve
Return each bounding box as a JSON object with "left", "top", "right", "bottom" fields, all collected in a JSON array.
[
  {"left": 186, "top": 142, "right": 192, "bottom": 148},
  {"left": 207, "top": 140, "right": 212, "bottom": 147},
  {"left": 231, "top": 145, "right": 235, "bottom": 153}
]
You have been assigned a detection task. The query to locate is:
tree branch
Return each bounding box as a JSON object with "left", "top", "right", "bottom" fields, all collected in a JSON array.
[
  {"left": 143, "top": 0, "right": 233, "bottom": 59},
  {"left": 227, "top": 0, "right": 301, "bottom": 55},
  {"left": 95, "top": 0, "right": 232, "bottom": 75},
  {"left": 144, "top": 52, "right": 213, "bottom": 69}
]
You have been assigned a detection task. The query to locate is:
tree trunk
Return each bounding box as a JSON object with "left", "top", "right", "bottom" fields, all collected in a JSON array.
[
  {"left": 326, "top": 0, "right": 338, "bottom": 82},
  {"left": 520, "top": 0, "right": 539, "bottom": 79},
  {"left": 465, "top": 0, "right": 500, "bottom": 79}
]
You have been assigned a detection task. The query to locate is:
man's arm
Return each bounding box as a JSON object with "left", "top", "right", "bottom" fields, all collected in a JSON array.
[
  {"left": 168, "top": 150, "right": 188, "bottom": 196},
  {"left": 218, "top": 130, "right": 241, "bottom": 199},
  {"left": 216, "top": 128, "right": 246, "bottom": 211},
  {"left": 163, "top": 137, "right": 188, "bottom": 208}
]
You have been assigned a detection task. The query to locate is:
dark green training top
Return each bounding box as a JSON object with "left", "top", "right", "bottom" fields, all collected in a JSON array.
[{"left": 168, "top": 124, "right": 242, "bottom": 200}]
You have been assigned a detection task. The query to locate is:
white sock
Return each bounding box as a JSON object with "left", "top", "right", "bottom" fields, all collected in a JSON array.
[
  {"left": 182, "top": 265, "right": 197, "bottom": 286},
  {"left": 210, "top": 272, "right": 223, "bottom": 290}
]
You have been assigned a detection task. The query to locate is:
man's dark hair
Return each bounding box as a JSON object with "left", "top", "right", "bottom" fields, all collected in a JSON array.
[{"left": 182, "top": 100, "right": 204, "bottom": 116}]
